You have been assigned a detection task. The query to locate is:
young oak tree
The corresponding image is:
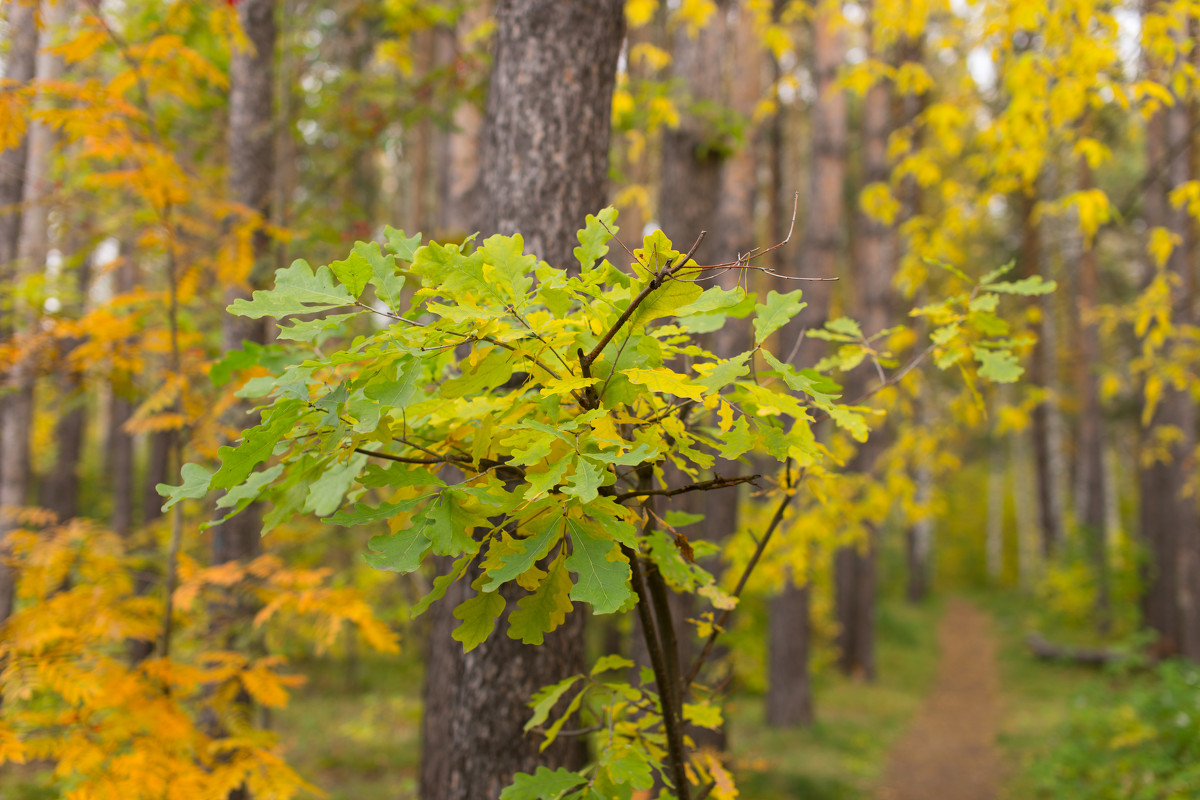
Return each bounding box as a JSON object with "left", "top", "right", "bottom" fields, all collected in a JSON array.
[{"left": 162, "top": 199, "right": 1049, "bottom": 797}]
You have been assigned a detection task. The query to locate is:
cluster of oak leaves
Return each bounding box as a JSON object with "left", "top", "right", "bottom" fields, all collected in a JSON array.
[{"left": 1, "top": 209, "right": 1048, "bottom": 799}]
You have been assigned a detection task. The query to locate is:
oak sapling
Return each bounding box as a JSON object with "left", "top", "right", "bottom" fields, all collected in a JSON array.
[{"left": 162, "top": 209, "right": 1052, "bottom": 799}]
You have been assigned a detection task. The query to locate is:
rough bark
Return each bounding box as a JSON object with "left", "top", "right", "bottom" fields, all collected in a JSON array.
[
  {"left": 1140, "top": 46, "right": 1200, "bottom": 658},
  {"left": 216, "top": 0, "right": 276, "bottom": 570},
  {"left": 834, "top": 13, "right": 890, "bottom": 681},
  {"left": 0, "top": 1, "right": 41, "bottom": 626},
  {"left": 779, "top": 8, "right": 846, "bottom": 362},
  {"left": 419, "top": 3, "right": 623, "bottom": 796},
  {"left": 208, "top": 5, "right": 276, "bottom": 794},
  {"left": 766, "top": 576, "right": 814, "bottom": 726}
]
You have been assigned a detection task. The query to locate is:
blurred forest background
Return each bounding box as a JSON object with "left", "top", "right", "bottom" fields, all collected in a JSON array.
[{"left": 3, "top": 0, "right": 1200, "bottom": 798}]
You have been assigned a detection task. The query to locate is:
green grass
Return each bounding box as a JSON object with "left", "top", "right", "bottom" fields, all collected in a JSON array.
[{"left": 728, "top": 595, "right": 945, "bottom": 800}]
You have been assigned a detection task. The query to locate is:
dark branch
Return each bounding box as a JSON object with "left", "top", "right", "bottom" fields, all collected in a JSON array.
[{"left": 614, "top": 474, "right": 759, "bottom": 504}]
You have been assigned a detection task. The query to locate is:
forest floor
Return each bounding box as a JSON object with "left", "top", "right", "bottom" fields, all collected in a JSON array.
[{"left": 875, "top": 598, "right": 1002, "bottom": 800}]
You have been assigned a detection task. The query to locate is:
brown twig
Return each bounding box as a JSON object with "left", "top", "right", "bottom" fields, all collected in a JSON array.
[
  {"left": 613, "top": 474, "right": 759, "bottom": 503},
  {"left": 683, "top": 473, "right": 802, "bottom": 687}
]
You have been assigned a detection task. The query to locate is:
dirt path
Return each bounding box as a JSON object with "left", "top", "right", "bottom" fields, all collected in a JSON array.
[{"left": 876, "top": 598, "right": 1002, "bottom": 800}]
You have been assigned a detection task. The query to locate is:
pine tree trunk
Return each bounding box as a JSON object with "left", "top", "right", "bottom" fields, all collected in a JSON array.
[
  {"left": 0, "top": 2, "right": 41, "bottom": 626},
  {"left": 419, "top": 3, "right": 623, "bottom": 796},
  {"left": 209, "top": 4, "right": 277, "bottom": 794},
  {"left": 766, "top": 577, "right": 814, "bottom": 726},
  {"left": 1139, "top": 20, "right": 1199, "bottom": 655},
  {"left": 1072, "top": 155, "right": 1111, "bottom": 631},
  {"left": 217, "top": 0, "right": 276, "bottom": 569},
  {"left": 1020, "top": 185, "right": 1068, "bottom": 558},
  {"left": 835, "top": 7, "right": 888, "bottom": 682}
]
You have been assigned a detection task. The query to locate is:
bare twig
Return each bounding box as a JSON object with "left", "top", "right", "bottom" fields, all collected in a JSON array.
[
  {"left": 614, "top": 474, "right": 759, "bottom": 503},
  {"left": 683, "top": 470, "right": 804, "bottom": 687}
]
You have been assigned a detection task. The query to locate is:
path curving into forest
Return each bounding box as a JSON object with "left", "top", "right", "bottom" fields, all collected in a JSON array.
[{"left": 876, "top": 598, "right": 1002, "bottom": 800}]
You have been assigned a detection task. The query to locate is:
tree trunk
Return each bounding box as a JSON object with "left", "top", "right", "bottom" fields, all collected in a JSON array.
[
  {"left": 419, "top": 3, "right": 623, "bottom": 796},
  {"left": 208, "top": 4, "right": 277, "bottom": 795},
  {"left": 40, "top": 256, "right": 93, "bottom": 522},
  {"left": 217, "top": 0, "right": 276, "bottom": 569},
  {"left": 1141, "top": 41, "right": 1200, "bottom": 658},
  {"left": 0, "top": 1, "right": 41, "bottom": 626},
  {"left": 1072, "top": 155, "right": 1110, "bottom": 631},
  {"left": 835, "top": 7, "right": 888, "bottom": 681},
  {"left": 766, "top": 577, "right": 814, "bottom": 726},
  {"left": 779, "top": 7, "right": 846, "bottom": 362},
  {"left": 1020, "top": 186, "right": 1068, "bottom": 558}
]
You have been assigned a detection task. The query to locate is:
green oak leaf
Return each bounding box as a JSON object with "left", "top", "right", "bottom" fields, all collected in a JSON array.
[
  {"left": 717, "top": 415, "right": 755, "bottom": 460},
  {"left": 414, "top": 490, "right": 479, "bottom": 557},
  {"left": 451, "top": 583, "right": 506, "bottom": 652},
  {"left": 329, "top": 249, "right": 373, "bottom": 299},
  {"left": 364, "top": 526, "right": 431, "bottom": 573},
  {"left": 481, "top": 233, "right": 536, "bottom": 306},
  {"left": 574, "top": 207, "right": 618, "bottom": 273},
  {"left": 973, "top": 346, "right": 1024, "bottom": 382},
  {"left": 210, "top": 405, "right": 303, "bottom": 491},
  {"left": 325, "top": 494, "right": 431, "bottom": 526},
  {"left": 565, "top": 519, "right": 632, "bottom": 614},
  {"left": 157, "top": 462, "right": 213, "bottom": 512},
  {"left": 507, "top": 552, "right": 574, "bottom": 645},
  {"left": 481, "top": 517, "right": 564, "bottom": 591},
  {"left": 203, "top": 464, "right": 285, "bottom": 529},
  {"left": 354, "top": 240, "right": 406, "bottom": 309},
  {"left": 524, "top": 675, "right": 583, "bottom": 733},
  {"left": 302, "top": 453, "right": 368, "bottom": 517},
  {"left": 499, "top": 768, "right": 586, "bottom": 800},
  {"left": 674, "top": 285, "right": 747, "bottom": 316},
  {"left": 626, "top": 276, "right": 703, "bottom": 331},
  {"left": 563, "top": 457, "right": 606, "bottom": 503},
  {"left": 753, "top": 289, "right": 805, "bottom": 344},
  {"left": 383, "top": 226, "right": 422, "bottom": 263},
  {"left": 228, "top": 259, "right": 355, "bottom": 319},
  {"left": 364, "top": 356, "right": 424, "bottom": 408},
  {"left": 983, "top": 275, "right": 1056, "bottom": 295},
  {"left": 409, "top": 555, "right": 470, "bottom": 619}
]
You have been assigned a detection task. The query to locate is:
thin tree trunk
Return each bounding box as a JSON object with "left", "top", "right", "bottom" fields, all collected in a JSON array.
[
  {"left": 766, "top": 576, "right": 814, "bottom": 726},
  {"left": 1072, "top": 155, "right": 1110, "bottom": 631},
  {"left": 40, "top": 256, "right": 93, "bottom": 522},
  {"left": 209, "top": 4, "right": 277, "bottom": 795},
  {"left": 0, "top": 2, "right": 42, "bottom": 626},
  {"left": 837, "top": 4, "right": 888, "bottom": 682},
  {"left": 1021, "top": 186, "right": 1068, "bottom": 558},
  {"left": 1139, "top": 12, "right": 1198, "bottom": 655},
  {"left": 419, "top": 3, "right": 623, "bottom": 796},
  {"left": 1163, "top": 50, "right": 1200, "bottom": 659}
]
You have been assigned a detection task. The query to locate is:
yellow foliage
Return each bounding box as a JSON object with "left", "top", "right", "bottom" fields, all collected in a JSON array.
[
  {"left": 626, "top": 0, "right": 658, "bottom": 28},
  {"left": 1147, "top": 226, "right": 1179, "bottom": 270},
  {"left": 674, "top": 0, "right": 718, "bottom": 37},
  {"left": 1, "top": 517, "right": 397, "bottom": 796}
]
